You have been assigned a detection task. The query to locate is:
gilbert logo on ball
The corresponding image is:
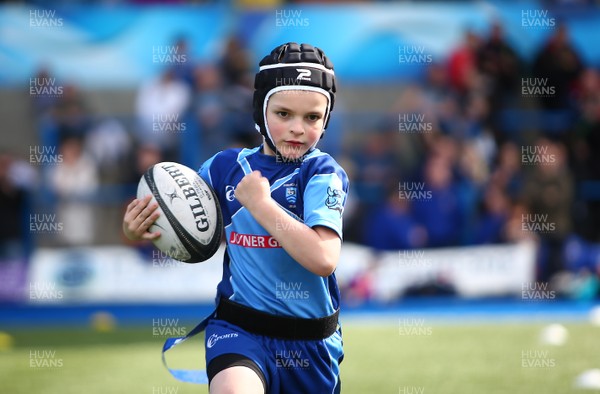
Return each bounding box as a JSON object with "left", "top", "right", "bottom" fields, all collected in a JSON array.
[{"left": 137, "top": 162, "right": 223, "bottom": 263}]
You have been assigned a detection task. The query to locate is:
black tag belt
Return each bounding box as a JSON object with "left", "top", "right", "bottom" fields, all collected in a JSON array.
[{"left": 216, "top": 297, "right": 339, "bottom": 341}]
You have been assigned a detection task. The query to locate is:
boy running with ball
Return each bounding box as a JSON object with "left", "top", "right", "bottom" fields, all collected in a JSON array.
[{"left": 123, "top": 42, "right": 348, "bottom": 394}]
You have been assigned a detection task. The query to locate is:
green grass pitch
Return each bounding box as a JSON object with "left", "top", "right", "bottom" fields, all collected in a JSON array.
[{"left": 0, "top": 321, "right": 598, "bottom": 393}]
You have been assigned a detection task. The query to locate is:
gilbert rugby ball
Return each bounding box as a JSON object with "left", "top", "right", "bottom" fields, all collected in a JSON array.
[{"left": 137, "top": 162, "right": 223, "bottom": 263}]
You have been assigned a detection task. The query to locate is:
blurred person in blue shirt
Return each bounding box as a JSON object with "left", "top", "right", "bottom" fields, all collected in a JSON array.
[
  {"left": 472, "top": 183, "right": 511, "bottom": 245},
  {"left": 412, "top": 155, "right": 462, "bottom": 247},
  {"left": 362, "top": 183, "right": 427, "bottom": 251}
]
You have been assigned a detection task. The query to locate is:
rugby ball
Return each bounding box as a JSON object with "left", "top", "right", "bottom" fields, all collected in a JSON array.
[{"left": 137, "top": 162, "right": 223, "bottom": 263}]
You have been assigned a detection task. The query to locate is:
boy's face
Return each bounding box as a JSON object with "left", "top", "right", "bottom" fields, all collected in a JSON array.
[{"left": 264, "top": 90, "right": 328, "bottom": 160}]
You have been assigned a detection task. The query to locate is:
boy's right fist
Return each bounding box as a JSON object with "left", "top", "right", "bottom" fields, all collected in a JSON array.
[{"left": 235, "top": 170, "right": 271, "bottom": 212}]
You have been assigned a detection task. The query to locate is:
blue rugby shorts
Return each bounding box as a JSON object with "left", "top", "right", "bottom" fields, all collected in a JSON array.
[{"left": 205, "top": 318, "right": 343, "bottom": 394}]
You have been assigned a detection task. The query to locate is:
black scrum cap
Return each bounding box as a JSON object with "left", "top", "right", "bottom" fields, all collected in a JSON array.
[{"left": 252, "top": 42, "right": 337, "bottom": 155}]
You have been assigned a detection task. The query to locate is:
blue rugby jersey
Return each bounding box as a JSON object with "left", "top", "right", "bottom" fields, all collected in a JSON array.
[{"left": 199, "top": 146, "right": 348, "bottom": 319}]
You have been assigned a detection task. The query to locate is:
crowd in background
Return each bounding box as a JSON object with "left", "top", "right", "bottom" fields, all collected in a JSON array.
[
  {"left": 1, "top": 20, "right": 599, "bottom": 299},
  {"left": 345, "top": 22, "right": 600, "bottom": 298}
]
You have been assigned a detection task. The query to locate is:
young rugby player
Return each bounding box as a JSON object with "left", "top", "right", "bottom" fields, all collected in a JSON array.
[{"left": 124, "top": 42, "right": 348, "bottom": 394}]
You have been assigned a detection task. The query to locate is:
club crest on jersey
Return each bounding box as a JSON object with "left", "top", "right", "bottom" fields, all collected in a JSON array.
[
  {"left": 225, "top": 185, "right": 236, "bottom": 202},
  {"left": 285, "top": 186, "right": 297, "bottom": 204},
  {"left": 325, "top": 187, "right": 343, "bottom": 216}
]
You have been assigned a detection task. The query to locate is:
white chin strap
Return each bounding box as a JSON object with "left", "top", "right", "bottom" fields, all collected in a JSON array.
[{"left": 254, "top": 85, "right": 332, "bottom": 152}]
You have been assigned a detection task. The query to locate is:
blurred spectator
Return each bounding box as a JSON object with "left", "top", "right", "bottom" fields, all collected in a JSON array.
[
  {"left": 169, "top": 35, "right": 196, "bottom": 89},
  {"left": 522, "top": 137, "right": 574, "bottom": 281},
  {"left": 85, "top": 118, "right": 132, "bottom": 183},
  {"left": 472, "top": 183, "right": 511, "bottom": 244},
  {"left": 123, "top": 143, "right": 163, "bottom": 189},
  {"left": 554, "top": 234, "right": 600, "bottom": 300},
  {"left": 391, "top": 83, "right": 437, "bottom": 174},
  {"left": 48, "top": 136, "right": 99, "bottom": 246},
  {"left": 503, "top": 200, "right": 538, "bottom": 244},
  {"left": 477, "top": 21, "right": 522, "bottom": 137},
  {"left": 456, "top": 141, "right": 490, "bottom": 242},
  {"left": 361, "top": 184, "right": 427, "bottom": 251},
  {"left": 569, "top": 67, "right": 600, "bottom": 240},
  {"left": 218, "top": 36, "right": 256, "bottom": 148},
  {"left": 411, "top": 155, "right": 462, "bottom": 247},
  {"left": 461, "top": 94, "right": 495, "bottom": 157},
  {"left": 422, "top": 62, "right": 453, "bottom": 107},
  {"left": 219, "top": 35, "right": 253, "bottom": 88},
  {"left": 350, "top": 131, "right": 401, "bottom": 205},
  {"left": 0, "top": 153, "right": 29, "bottom": 260},
  {"left": 569, "top": 67, "right": 600, "bottom": 180},
  {"left": 193, "top": 64, "right": 229, "bottom": 157},
  {"left": 447, "top": 29, "right": 483, "bottom": 100},
  {"left": 51, "top": 83, "right": 91, "bottom": 141},
  {"left": 457, "top": 140, "right": 489, "bottom": 187},
  {"left": 135, "top": 67, "right": 192, "bottom": 161},
  {"left": 489, "top": 141, "right": 524, "bottom": 200},
  {"left": 432, "top": 94, "right": 464, "bottom": 138},
  {"left": 562, "top": 235, "right": 600, "bottom": 288},
  {"left": 469, "top": 96, "right": 497, "bottom": 165},
  {"left": 532, "top": 23, "right": 584, "bottom": 111},
  {"left": 423, "top": 133, "right": 460, "bottom": 166},
  {"left": 341, "top": 258, "right": 376, "bottom": 306},
  {"left": 30, "top": 66, "right": 60, "bottom": 118},
  {"left": 221, "top": 79, "right": 256, "bottom": 148},
  {"left": 566, "top": 267, "right": 599, "bottom": 300}
]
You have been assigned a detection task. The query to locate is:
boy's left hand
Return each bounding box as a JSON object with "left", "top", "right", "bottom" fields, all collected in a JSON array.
[{"left": 235, "top": 170, "right": 272, "bottom": 211}]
